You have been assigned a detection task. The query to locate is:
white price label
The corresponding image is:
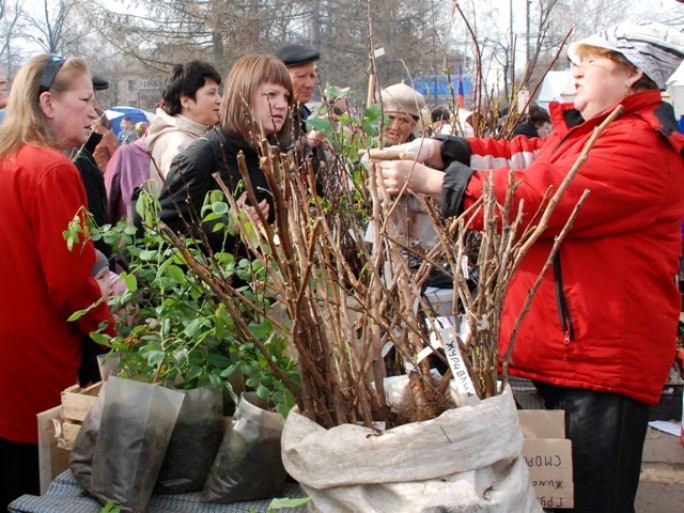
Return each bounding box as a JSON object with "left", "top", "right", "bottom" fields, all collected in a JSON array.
[{"left": 440, "top": 325, "right": 480, "bottom": 406}]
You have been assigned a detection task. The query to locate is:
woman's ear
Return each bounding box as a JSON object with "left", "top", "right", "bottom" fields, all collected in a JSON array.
[
  {"left": 39, "top": 91, "right": 54, "bottom": 119},
  {"left": 626, "top": 68, "right": 644, "bottom": 90},
  {"left": 180, "top": 95, "right": 191, "bottom": 112}
]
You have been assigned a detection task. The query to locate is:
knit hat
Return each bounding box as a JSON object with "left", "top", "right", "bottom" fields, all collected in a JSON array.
[
  {"left": 379, "top": 83, "right": 425, "bottom": 120},
  {"left": 568, "top": 21, "right": 684, "bottom": 90},
  {"left": 92, "top": 249, "right": 109, "bottom": 277}
]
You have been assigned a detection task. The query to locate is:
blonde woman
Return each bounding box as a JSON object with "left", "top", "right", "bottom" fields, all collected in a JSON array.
[{"left": 0, "top": 55, "right": 114, "bottom": 508}]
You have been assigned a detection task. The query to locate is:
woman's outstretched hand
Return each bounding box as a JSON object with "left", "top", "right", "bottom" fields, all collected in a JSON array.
[{"left": 367, "top": 137, "right": 441, "bottom": 162}]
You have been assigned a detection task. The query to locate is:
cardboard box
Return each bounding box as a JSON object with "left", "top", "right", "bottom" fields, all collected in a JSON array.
[
  {"left": 36, "top": 406, "right": 71, "bottom": 495},
  {"left": 519, "top": 410, "right": 574, "bottom": 509},
  {"left": 60, "top": 381, "right": 101, "bottom": 449}
]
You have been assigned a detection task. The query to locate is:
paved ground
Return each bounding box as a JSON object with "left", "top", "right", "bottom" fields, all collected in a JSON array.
[{"left": 635, "top": 426, "right": 684, "bottom": 513}]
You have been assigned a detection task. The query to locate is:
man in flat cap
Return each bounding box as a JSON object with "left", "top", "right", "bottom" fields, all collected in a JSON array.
[
  {"left": 379, "top": 82, "right": 425, "bottom": 146},
  {"left": 274, "top": 44, "right": 320, "bottom": 102},
  {"left": 274, "top": 43, "right": 329, "bottom": 195}
]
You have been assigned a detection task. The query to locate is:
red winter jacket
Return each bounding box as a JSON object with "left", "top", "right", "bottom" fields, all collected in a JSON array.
[
  {"left": 442, "top": 90, "right": 684, "bottom": 405},
  {"left": 0, "top": 144, "right": 114, "bottom": 444}
]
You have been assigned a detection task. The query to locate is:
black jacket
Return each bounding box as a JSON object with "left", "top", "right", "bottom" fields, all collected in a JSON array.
[
  {"left": 156, "top": 127, "right": 275, "bottom": 253},
  {"left": 74, "top": 131, "right": 111, "bottom": 258},
  {"left": 287, "top": 105, "right": 328, "bottom": 196},
  {"left": 511, "top": 122, "right": 540, "bottom": 139}
]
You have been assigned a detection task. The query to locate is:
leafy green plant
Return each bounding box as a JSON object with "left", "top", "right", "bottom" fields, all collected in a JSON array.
[
  {"left": 64, "top": 191, "right": 299, "bottom": 416},
  {"left": 307, "top": 84, "right": 384, "bottom": 164}
]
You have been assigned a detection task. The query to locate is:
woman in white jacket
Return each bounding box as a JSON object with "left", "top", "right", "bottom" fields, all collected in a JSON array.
[{"left": 146, "top": 60, "right": 222, "bottom": 195}]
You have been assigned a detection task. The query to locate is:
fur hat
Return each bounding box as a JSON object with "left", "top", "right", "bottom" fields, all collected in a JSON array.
[
  {"left": 379, "top": 83, "right": 425, "bottom": 120},
  {"left": 568, "top": 21, "right": 684, "bottom": 90},
  {"left": 274, "top": 44, "right": 320, "bottom": 67}
]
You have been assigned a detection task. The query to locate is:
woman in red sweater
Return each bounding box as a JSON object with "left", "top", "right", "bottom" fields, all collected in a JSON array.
[{"left": 0, "top": 55, "right": 114, "bottom": 509}]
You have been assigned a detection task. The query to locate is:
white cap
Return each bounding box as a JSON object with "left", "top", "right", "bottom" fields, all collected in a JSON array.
[{"left": 567, "top": 21, "right": 684, "bottom": 90}]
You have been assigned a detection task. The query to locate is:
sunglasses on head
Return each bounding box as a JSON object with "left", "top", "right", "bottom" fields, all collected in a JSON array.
[{"left": 39, "top": 55, "right": 65, "bottom": 94}]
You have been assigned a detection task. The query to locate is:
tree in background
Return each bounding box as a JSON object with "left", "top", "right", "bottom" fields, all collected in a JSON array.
[{"left": 2, "top": 0, "right": 678, "bottom": 109}]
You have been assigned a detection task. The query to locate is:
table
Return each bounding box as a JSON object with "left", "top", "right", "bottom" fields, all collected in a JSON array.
[{"left": 9, "top": 470, "right": 307, "bottom": 513}]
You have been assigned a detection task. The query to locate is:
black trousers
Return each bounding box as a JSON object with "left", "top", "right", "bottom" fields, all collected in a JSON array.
[
  {"left": 0, "top": 437, "right": 39, "bottom": 513},
  {"left": 534, "top": 382, "right": 650, "bottom": 513}
]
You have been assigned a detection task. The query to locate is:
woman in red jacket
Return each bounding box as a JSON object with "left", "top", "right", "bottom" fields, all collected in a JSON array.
[
  {"left": 370, "top": 22, "right": 684, "bottom": 513},
  {"left": 0, "top": 55, "right": 114, "bottom": 509}
]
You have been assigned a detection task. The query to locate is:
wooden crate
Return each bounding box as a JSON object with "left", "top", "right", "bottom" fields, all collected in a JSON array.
[{"left": 60, "top": 381, "right": 101, "bottom": 449}]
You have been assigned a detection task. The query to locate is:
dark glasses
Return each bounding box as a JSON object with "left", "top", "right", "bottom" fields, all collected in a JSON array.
[{"left": 38, "top": 55, "right": 65, "bottom": 94}]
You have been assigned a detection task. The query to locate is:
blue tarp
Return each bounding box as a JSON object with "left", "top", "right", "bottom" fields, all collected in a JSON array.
[
  {"left": 106, "top": 106, "right": 155, "bottom": 136},
  {"left": 412, "top": 75, "right": 472, "bottom": 100}
]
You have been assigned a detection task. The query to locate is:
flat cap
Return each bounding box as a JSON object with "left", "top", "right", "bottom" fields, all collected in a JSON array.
[
  {"left": 274, "top": 44, "right": 320, "bottom": 67},
  {"left": 92, "top": 74, "right": 109, "bottom": 91}
]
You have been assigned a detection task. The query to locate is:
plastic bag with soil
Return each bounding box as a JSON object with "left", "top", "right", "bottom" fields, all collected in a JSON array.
[
  {"left": 70, "top": 382, "right": 107, "bottom": 492},
  {"left": 89, "top": 377, "right": 185, "bottom": 513},
  {"left": 201, "top": 391, "right": 287, "bottom": 502},
  {"left": 155, "top": 386, "right": 224, "bottom": 494}
]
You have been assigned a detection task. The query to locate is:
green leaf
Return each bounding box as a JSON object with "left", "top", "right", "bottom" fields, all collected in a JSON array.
[
  {"left": 219, "top": 363, "right": 237, "bottom": 378},
  {"left": 67, "top": 296, "right": 104, "bottom": 322},
  {"left": 183, "top": 319, "right": 202, "bottom": 338},
  {"left": 172, "top": 347, "right": 189, "bottom": 366},
  {"left": 267, "top": 496, "right": 312, "bottom": 511},
  {"left": 215, "top": 312, "right": 225, "bottom": 340},
  {"left": 187, "top": 365, "right": 204, "bottom": 381},
  {"left": 256, "top": 384, "right": 269, "bottom": 399},
  {"left": 324, "top": 84, "right": 350, "bottom": 99},
  {"left": 211, "top": 201, "right": 229, "bottom": 215},
  {"left": 207, "top": 353, "right": 232, "bottom": 368},
  {"left": 306, "top": 117, "right": 333, "bottom": 133},
  {"left": 248, "top": 322, "right": 272, "bottom": 340},
  {"left": 89, "top": 331, "right": 110, "bottom": 346},
  {"left": 146, "top": 350, "right": 166, "bottom": 367},
  {"left": 165, "top": 264, "right": 186, "bottom": 284},
  {"left": 203, "top": 212, "right": 223, "bottom": 222},
  {"left": 188, "top": 350, "right": 204, "bottom": 366},
  {"left": 208, "top": 373, "right": 222, "bottom": 390},
  {"left": 207, "top": 189, "right": 225, "bottom": 203},
  {"left": 100, "top": 501, "right": 124, "bottom": 513},
  {"left": 139, "top": 249, "right": 159, "bottom": 261}
]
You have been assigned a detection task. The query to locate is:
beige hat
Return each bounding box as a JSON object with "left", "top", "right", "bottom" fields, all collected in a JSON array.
[
  {"left": 568, "top": 21, "right": 684, "bottom": 90},
  {"left": 379, "top": 83, "right": 425, "bottom": 120}
]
